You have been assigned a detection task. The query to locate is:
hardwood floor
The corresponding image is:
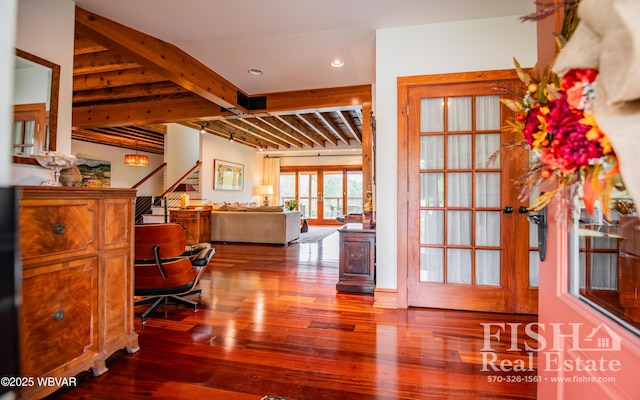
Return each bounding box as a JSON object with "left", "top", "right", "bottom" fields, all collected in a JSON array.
[{"left": 50, "top": 232, "right": 537, "bottom": 399}]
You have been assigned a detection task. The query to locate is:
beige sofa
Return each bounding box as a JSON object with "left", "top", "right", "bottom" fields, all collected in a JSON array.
[{"left": 210, "top": 208, "right": 300, "bottom": 245}]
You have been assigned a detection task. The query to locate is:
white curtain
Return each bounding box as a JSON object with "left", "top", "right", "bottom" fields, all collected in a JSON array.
[{"left": 263, "top": 157, "right": 280, "bottom": 205}]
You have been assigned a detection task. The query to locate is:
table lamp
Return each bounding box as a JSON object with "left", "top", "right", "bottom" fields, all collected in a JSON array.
[
  {"left": 174, "top": 183, "right": 196, "bottom": 209},
  {"left": 259, "top": 184, "right": 274, "bottom": 206}
]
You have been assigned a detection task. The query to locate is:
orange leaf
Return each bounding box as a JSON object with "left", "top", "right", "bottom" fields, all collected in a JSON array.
[{"left": 582, "top": 176, "right": 600, "bottom": 216}]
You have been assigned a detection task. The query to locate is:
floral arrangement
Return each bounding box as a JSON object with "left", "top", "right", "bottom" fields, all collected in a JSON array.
[
  {"left": 284, "top": 199, "right": 298, "bottom": 211},
  {"left": 500, "top": 59, "right": 620, "bottom": 218}
]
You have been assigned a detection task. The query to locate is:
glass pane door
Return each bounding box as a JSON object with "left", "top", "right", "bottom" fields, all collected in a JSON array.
[
  {"left": 322, "top": 171, "right": 343, "bottom": 221},
  {"left": 298, "top": 172, "right": 318, "bottom": 220},
  {"left": 346, "top": 171, "right": 363, "bottom": 214}
]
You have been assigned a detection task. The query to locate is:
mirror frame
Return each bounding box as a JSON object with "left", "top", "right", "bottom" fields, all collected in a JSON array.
[{"left": 12, "top": 49, "right": 60, "bottom": 165}]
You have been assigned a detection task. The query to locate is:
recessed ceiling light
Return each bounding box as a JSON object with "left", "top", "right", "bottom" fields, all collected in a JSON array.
[
  {"left": 248, "top": 68, "right": 263, "bottom": 76},
  {"left": 330, "top": 59, "right": 344, "bottom": 68}
]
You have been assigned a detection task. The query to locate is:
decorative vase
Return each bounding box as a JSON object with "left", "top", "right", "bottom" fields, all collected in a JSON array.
[{"left": 59, "top": 166, "right": 82, "bottom": 187}]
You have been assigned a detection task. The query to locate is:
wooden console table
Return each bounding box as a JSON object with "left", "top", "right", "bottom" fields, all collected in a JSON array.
[
  {"left": 169, "top": 208, "right": 211, "bottom": 244},
  {"left": 336, "top": 223, "right": 375, "bottom": 294}
]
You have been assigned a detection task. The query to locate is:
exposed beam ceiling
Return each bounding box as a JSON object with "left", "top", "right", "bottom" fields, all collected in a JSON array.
[{"left": 71, "top": 7, "right": 371, "bottom": 154}]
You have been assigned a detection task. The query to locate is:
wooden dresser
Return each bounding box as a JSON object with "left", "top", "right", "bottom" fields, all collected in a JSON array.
[
  {"left": 336, "top": 223, "right": 376, "bottom": 294},
  {"left": 169, "top": 208, "right": 211, "bottom": 244},
  {"left": 18, "top": 187, "right": 139, "bottom": 399}
]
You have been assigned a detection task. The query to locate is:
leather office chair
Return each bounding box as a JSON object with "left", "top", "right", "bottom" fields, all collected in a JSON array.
[{"left": 134, "top": 223, "right": 214, "bottom": 323}]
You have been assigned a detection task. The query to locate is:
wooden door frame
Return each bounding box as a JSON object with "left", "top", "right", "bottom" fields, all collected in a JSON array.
[{"left": 396, "top": 69, "right": 522, "bottom": 310}]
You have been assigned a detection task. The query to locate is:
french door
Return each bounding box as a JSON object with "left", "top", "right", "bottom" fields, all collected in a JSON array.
[
  {"left": 403, "top": 74, "right": 538, "bottom": 314},
  {"left": 281, "top": 167, "right": 363, "bottom": 225}
]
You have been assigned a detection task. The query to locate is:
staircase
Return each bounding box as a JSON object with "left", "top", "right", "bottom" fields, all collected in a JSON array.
[
  {"left": 133, "top": 162, "right": 203, "bottom": 224},
  {"left": 140, "top": 198, "right": 168, "bottom": 224}
]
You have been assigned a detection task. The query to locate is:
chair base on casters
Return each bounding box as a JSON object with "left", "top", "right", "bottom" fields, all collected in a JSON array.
[{"left": 135, "top": 289, "right": 202, "bottom": 323}]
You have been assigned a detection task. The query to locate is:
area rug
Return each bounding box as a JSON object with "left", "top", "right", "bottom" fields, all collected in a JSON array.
[{"left": 294, "top": 227, "right": 337, "bottom": 243}]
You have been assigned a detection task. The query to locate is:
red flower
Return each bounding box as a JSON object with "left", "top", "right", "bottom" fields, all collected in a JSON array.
[{"left": 523, "top": 107, "right": 543, "bottom": 145}]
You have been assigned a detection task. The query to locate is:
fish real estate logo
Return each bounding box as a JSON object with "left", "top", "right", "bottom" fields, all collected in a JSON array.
[{"left": 480, "top": 322, "right": 622, "bottom": 373}]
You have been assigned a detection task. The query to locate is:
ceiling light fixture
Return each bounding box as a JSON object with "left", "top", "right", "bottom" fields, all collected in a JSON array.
[
  {"left": 124, "top": 142, "right": 149, "bottom": 166},
  {"left": 248, "top": 68, "right": 263, "bottom": 76},
  {"left": 199, "top": 122, "right": 209, "bottom": 134},
  {"left": 229, "top": 133, "right": 234, "bottom": 142},
  {"left": 330, "top": 59, "right": 344, "bottom": 68}
]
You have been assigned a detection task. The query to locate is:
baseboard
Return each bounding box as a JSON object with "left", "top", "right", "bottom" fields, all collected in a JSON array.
[{"left": 373, "top": 288, "right": 398, "bottom": 309}]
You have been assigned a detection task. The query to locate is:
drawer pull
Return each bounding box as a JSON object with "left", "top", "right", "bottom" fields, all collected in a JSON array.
[
  {"left": 350, "top": 253, "right": 362, "bottom": 260},
  {"left": 53, "top": 309, "right": 65, "bottom": 321},
  {"left": 52, "top": 224, "right": 66, "bottom": 234}
]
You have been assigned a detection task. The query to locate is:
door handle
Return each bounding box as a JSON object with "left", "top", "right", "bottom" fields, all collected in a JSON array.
[
  {"left": 527, "top": 205, "right": 547, "bottom": 262},
  {"left": 518, "top": 206, "right": 529, "bottom": 214},
  {"left": 503, "top": 206, "right": 514, "bottom": 214}
]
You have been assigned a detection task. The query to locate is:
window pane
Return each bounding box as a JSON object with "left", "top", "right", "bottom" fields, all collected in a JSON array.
[
  {"left": 420, "top": 173, "right": 444, "bottom": 207},
  {"left": 529, "top": 251, "right": 539, "bottom": 287},
  {"left": 476, "top": 133, "right": 501, "bottom": 168},
  {"left": 476, "top": 173, "right": 501, "bottom": 207},
  {"left": 476, "top": 211, "right": 501, "bottom": 246},
  {"left": 447, "top": 249, "right": 471, "bottom": 284},
  {"left": 420, "top": 248, "right": 444, "bottom": 282},
  {"left": 420, "top": 135, "right": 444, "bottom": 169},
  {"left": 447, "top": 134, "right": 472, "bottom": 169},
  {"left": 420, "top": 98, "right": 444, "bottom": 132},
  {"left": 476, "top": 250, "right": 500, "bottom": 286},
  {"left": 346, "top": 171, "right": 363, "bottom": 214},
  {"left": 476, "top": 95, "right": 500, "bottom": 131},
  {"left": 447, "top": 97, "right": 472, "bottom": 131},
  {"left": 447, "top": 173, "right": 471, "bottom": 207},
  {"left": 447, "top": 211, "right": 471, "bottom": 245},
  {"left": 420, "top": 210, "right": 443, "bottom": 245}
]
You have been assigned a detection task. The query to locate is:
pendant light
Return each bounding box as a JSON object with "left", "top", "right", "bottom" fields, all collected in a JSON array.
[{"left": 124, "top": 142, "right": 149, "bottom": 166}]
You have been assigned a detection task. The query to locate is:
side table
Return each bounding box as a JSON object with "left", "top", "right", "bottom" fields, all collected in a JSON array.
[
  {"left": 336, "top": 223, "right": 375, "bottom": 294},
  {"left": 300, "top": 217, "right": 309, "bottom": 233}
]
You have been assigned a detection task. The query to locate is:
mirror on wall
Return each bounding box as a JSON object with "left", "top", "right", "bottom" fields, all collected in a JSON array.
[{"left": 12, "top": 49, "right": 59, "bottom": 165}]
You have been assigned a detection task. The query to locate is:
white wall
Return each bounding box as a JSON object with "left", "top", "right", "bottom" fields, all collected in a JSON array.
[
  {"left": 165, "top": 123, "right": 201, "bottom": 184},
  {"left": 0, "top": 0, "right": 17, "bottom": 186},
  {"left": 11, "top": 0, "right": 75, "bottom": 185},
  {"left": 375, "top": 16, "right": 538, "bottom": 290},
  {"left": 201, "top": 131, "right": 264, "bottom": 205},
  {"left": 72, "top": 140, "right": 163, "bottom": 188}
]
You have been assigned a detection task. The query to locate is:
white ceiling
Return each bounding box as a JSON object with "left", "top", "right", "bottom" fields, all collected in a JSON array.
[{"left": 73, "top": 0, "right": 535, "bottom": 95}]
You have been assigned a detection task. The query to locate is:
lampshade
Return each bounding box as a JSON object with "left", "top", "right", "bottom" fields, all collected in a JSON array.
[
  {"left": 259, "top": 184, "right": 274, "bottom": 195},
  {"left": 174, "top": 183, "right": 196, "bottom": 192},
  {"left": 124, "top": 142, "right": 149, "bottom": 166},
  {"left": 124, "top": 153, "right": 149, "bottom": 166}
]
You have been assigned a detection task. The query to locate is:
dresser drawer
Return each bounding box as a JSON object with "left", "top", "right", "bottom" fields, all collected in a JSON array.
[
  {"left": 20, "top": 258, "right": 97, "bottom": 378},
  {"left": 20, "top": 199, "right": 98, "bottom": 263}
]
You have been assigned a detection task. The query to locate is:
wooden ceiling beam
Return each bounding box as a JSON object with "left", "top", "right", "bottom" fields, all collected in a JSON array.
[
  {"left": 205, "top": 121, "right": 266, "bottom": 148},
  {"left": 219, "top": 119, "right": 291, "bottom": 148},
  {"left": 316, "top": 112, "right": 351, "bottom": 146},
  {"left": 274, "top": 115, "right": 326, "bottom": 147},
  {"left": 75, "top": 6, "right": 246, "bottom": 112},
  {"left": 74, "top": 33, "right": 108, "bottom": 55},
  {"left": 297, "top": 114, "right": 338, "bottom": 146},
  {"left": 73, "top": 50, "right": 141, "bottom": 76},
  {"left": 72, "top": 129, "right": 163, "bottom": 154},
  {"left": 73, "top": 94, "right": 227, "bottom": 128},
  {"left": 257, "top": 84, "right": 372, "bottom": 113},
  {"left": 73, "top": 81, "right": 189, "bottom": 104},
  {"left": 73, "top": 68, "right": 168, "bottom": 91},
  {"left": 227, "top": 118, "right": 303, "bottom": 148},
  {"left": 253, "top": 117, "right": 314, "bottom": 148},
  {"left": 339, "top": 110, "right": 362, "bottom": 144}
]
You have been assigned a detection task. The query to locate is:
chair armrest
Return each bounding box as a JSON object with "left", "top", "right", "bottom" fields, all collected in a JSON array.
[
  {"left": 190, "top": 248, "right": 215, "bottom": 267},
  {"left": 182, "top": 242, "right": 211, "bottom": 257}
]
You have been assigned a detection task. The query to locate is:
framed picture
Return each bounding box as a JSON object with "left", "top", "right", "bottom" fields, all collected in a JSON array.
[
  {"left": 214, "top": 159, "right": 244, "bottom": 190},
  {"left": 76, "top": 158, "right": 111, "bottom": 187}
]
